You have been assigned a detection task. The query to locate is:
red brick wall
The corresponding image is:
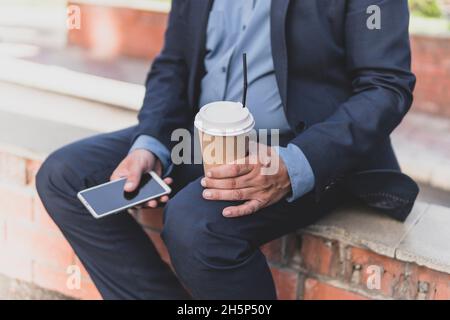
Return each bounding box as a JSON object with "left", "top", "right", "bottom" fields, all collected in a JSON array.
[
  {"left": 68, "top": 3, "right": 168, "bottom": 60},
  {"left": 67, "top": 3, "right": 450, "bottom": 117},
  {"left": 411, "top": 35, "right": 450, "bottom": 117},
  {"left": 0, "top": 152, "right": 101, "bottom": 300},
  {"left": 1, "top": 148, "right": 450, "bottom": 300},
  {"left": 298, "top": 235, "right": 450, "bottom": 300}
]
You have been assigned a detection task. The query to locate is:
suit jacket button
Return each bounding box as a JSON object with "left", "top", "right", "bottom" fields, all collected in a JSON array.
[{"left": 324, "top": 181, "right": 336, "bottom": 192}]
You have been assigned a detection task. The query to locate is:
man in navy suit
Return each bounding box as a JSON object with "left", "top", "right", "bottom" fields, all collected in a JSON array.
[{"left": 36, "top": 0, "right": 417, "bottom": 299}]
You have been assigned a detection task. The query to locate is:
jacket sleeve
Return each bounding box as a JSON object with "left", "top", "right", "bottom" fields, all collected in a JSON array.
[
  {"left": 134, "top": 0, "right": 192, "bottom": 149},
  {"left": 291, "top": 0, "right": 416, "bottom": 199}
]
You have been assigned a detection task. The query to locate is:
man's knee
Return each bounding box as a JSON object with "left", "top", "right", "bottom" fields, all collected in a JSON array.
[
  {"left": 162, "top": 179, "right": 252, "bottom": 270},
  {"left": 36, "top": 146, "right": 83, "bottom": 211},
  {"left": 161, "top": 181, "right": 204, "bottom": 257}
]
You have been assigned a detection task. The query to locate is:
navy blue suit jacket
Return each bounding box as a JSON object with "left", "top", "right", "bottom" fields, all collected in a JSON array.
[{"left": 136, "top": 0, "right": 418, "bottom": 221}]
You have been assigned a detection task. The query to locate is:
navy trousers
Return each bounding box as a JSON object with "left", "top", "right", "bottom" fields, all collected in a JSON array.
[{"left": 36, "top": 126, "right": 344, "bottom": 300}]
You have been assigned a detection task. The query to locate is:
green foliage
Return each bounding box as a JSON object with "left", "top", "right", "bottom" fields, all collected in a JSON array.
[{"left": 409, "top": 0, "right": 442, "bottom": 18}]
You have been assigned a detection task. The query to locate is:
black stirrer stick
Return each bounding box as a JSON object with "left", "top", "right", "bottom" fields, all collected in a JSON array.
[{"left": 242, "top": 53, "right": 248, "bottom": 108}]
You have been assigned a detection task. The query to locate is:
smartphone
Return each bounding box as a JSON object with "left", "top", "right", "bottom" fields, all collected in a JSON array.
[{"left": 77, "top": 171, "right": 171, "bottom": 219}]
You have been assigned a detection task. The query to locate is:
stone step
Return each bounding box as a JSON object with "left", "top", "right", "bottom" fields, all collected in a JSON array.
[{"left": 0, "top": 81, "right": 136, "bottom": 158}]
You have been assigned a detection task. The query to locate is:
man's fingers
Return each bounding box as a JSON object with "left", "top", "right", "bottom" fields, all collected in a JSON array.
[
  {"left": 201, "top": 176, "right": 251, "bottom": 190},
  {"left": 124, "top": 177, "right": 139, "bottom": 192},
  {"left": 110, "top": 170, "right": 126, "bottom": 182},
  {"left": 222, "top": 200, "right": 262, "bottom": 218},
  {"left": 147, "top": 200, "right": 158, "bottom": 208},
  {"left": 159, "top": 195, "right": 170, "bottom": 203},
  {"left": 163, "top": 177, "right": 173, "bottom": 185},
  {"left": 140, "top": 176, "right": 172, "bottom": 208},
  {"left": 206, "top": 163, "right": 253, "bottom": 179},
  {"left": 202, "top": 188, "right": 255, "bottom": 201},
  {"left": 145, "top": 195, "right": 170, "bottom": 208},
  {"left": 124, "top": 167, "right": 142, "bottom": 192}
]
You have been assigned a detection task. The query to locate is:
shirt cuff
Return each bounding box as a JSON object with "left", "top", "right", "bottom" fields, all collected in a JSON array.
[
  {"left": 129, "top": 135, "right": 173, "bottom": 177},
  {"left": 276, "top": 144, "right": 315, "bottom": 202}
]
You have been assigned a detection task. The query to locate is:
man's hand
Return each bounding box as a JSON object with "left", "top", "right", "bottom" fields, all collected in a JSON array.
[
  {"left": 201, "top": 144, "right": 291, "bottom": 218},
  {"left": 110, "top": 149, "right": 172, "bottom": 208}
]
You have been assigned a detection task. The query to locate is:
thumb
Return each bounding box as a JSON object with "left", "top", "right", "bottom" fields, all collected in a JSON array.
[{"left": 124, "top": 166, "right": 142, "bottom": 192}]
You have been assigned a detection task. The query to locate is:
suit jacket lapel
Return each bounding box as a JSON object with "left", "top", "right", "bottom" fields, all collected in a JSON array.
[
  {"left": 190, "top": 0, "right": 214, "bottom": 108},
  {"left": 271, "top": 0, "right": 290, "bottom": 113}
]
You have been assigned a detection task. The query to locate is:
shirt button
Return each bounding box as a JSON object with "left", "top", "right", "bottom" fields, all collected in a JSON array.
[
  {"left": 221, "top": 66, "right": 227, "bottom": 73},
  {"left": 242, "top": 25, "right": 247, "bottom": 31}
]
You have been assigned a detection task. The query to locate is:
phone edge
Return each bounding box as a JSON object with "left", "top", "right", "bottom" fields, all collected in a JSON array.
[{"left": 77, "top": 171, "right": 171, "bottom": 219}]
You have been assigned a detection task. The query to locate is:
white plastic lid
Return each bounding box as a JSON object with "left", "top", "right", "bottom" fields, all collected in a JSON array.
[{"left": 194, "top": 101, "right": 255, "bottom": 136}]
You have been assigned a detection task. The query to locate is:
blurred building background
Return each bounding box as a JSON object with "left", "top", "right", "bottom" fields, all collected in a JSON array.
[{"left": 0, "top": 0, "right": 449, "bottom": 300}]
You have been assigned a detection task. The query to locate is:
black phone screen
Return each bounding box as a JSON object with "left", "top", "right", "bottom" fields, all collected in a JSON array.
[{"left": 78, "top": 173, "right": 168, "bottom": 217}]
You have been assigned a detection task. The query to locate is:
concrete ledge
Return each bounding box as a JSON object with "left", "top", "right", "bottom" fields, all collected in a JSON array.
[
  {"left": 303, "top": 203, "right": 450, "bottom": 275},
  {"left": 0, "top": 57, "right": 144, "bottom": 111},
  {"left": 303, "top": 203, "right": 428, "bottom": 259},
  {"left": 410, "top": 16, "right": 450, "bottom": 38},
  {"left": 396, "top": 205, "right": 450, "bottom": 274},
  {"left": 0, "top": 109, "right": 96, "bottom": 159},
  {"left": 0, "top": 273, "right": 70, "bottom": 300},
  {"left": 0, "top": 80, "right": 137, "bottom": 159},
  {"left": 392, "top": 112, "right": 450, "bottom": 193}
]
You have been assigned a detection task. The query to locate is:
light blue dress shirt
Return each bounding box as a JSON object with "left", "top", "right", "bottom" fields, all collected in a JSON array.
[{"left": 131, "top": 0, "right": 315, "bottom": 201}]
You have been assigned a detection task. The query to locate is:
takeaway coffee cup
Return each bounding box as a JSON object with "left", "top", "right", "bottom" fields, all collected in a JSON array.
[{"left": 194, "top": 101, "right": 255, "bottom": 173}]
